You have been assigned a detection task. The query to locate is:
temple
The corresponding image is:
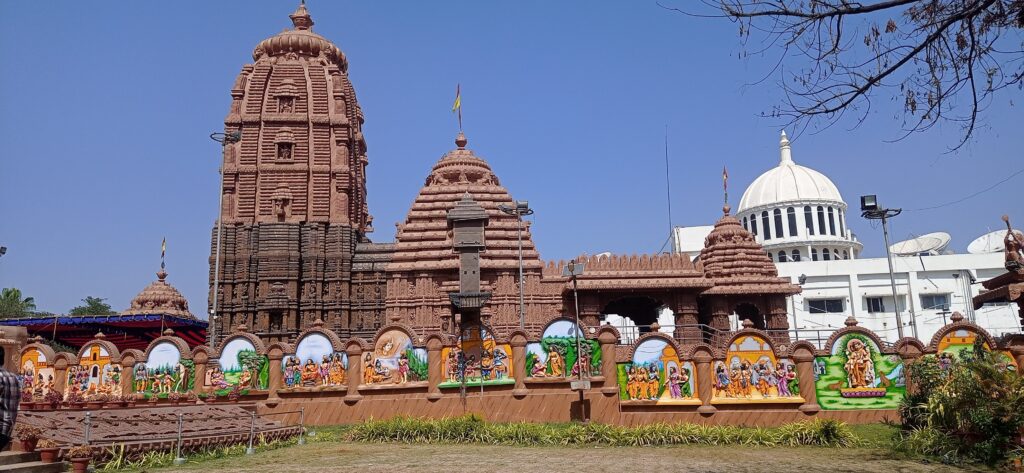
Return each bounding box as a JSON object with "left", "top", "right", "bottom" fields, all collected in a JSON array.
[{"left": 209, "top": 3, "right": 798, "bottom": 346}]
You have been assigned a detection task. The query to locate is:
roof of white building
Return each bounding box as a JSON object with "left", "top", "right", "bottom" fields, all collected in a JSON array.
[{"left": 737, "top": 131, "right": 846, "bottom": 212}]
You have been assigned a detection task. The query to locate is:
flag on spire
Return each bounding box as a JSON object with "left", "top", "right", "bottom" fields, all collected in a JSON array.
[
  {"left": 722, "top": 165, "right": 729, "bottom": 205},
  {"left": 451, "top": 84, "right": 462, "bottom": 130},
  {"left": 161, "top": 237, "right": 166, "bottom": 270}
]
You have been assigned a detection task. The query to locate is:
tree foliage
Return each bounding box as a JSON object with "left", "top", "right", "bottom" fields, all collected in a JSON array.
[
  {"left": 69, "top": 296, "right": 117, "bottom": 316},
  {"left": 0, "top": 288, "right": 36, "bottom": 318},
  {"left": 668, "top": 0, "right": 1024, "bottom": 149}
]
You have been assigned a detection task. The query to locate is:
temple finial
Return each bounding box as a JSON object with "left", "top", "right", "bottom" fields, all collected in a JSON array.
[
  {"left": 779, "top": 130, "right": 793, "bottom": 165},
  {"left": 290, "top": 0, "right": 314, "bottom": 30},
  {"left": 455, "top": 131, "right": 468, "bottom": 149}
]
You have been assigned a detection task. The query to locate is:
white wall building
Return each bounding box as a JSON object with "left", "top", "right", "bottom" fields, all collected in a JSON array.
[{"left": 672, "top": 131, "right": 1021, "bottom": 343}]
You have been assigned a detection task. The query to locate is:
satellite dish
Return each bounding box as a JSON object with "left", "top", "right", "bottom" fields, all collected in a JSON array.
[
  {"left": 968, "top": 229, "right": 1022, "bottom": 254},
  {"left": 889, "top": 232, "right": 951, "bottom": 256}
]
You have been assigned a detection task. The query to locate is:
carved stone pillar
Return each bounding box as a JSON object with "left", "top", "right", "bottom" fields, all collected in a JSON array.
[
  {"left": 266, "top": 348, "right": 283, "bottom": 400},
  {"left": 53, "top": 357, "right": 69, "bottom": 396},
  {"left": 597, "top": 327, "right": 619, "bottom": 395},
  {"left": 119, "top": 356, "right": 136, "bottom": 397},
  {"left": 708, "top": 298, "right": 731, "bottom": 347},
  {"left": 509, "top": 332, "right": 528, "bottom": 397},
  {"left": 579, "top": 294, "right": 602, "bottom": 328},
  {"left": 426, "top": 336, "right": 443, "bottom": 401},
  {"left": 189, "top": 351, "right": 207, "bottom": 396},
  {"left": 345, "top": 341, "right": 363, "bottom": 402},
  {"left": 693, "top": 348, "right": 716, "bottom": 415},
  {"left": 766, "top": 296, "right": 791, "bottom": 343},
  {"left": 898, "top": 344, "right": 923, "bottom": 396},
  {"left": 792, "top": 345, "right": 819, "bottom": 414},
  {"left": 672, "top": 293, "right": 701, "bottom": 346}
]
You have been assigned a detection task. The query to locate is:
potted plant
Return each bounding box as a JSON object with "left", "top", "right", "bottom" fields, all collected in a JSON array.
[
  {"left": 167, "top": 391, "right": 182, "bottom": 405},
  {"left": 227, "top": 385, "right": 242, "bottom": 403},
  {"left": 85, "top": 393, "right": 107, "bottom": 410},
  {"left": 19, "top": 390, "right": 34, "bottom": 410},
  {"left": 66, "top": 445, "right": 91, "bottom": 473},
  {"left": 185, "top": 391, "right": 199, "bottom": 404},
  {"left": 147, "top": 393, "right": 159, "bottom": 404},
  {"left": 43, "top": 391, "right": 62, "bottom": 410},
  {"left": 13, "top": 425, "right": 42, "bottom": 452},
  {"left": 36, "top": 439, "right": 60, "bottom": 463},
  {"left": 197, "top": 392, "right": 209, "bottom": 404},
  {"left": 66, "top": 391, "right": 86, "bottom": 409}
]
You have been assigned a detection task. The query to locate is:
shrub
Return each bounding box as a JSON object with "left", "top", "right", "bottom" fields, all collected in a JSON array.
[
  {"left": 345, "top": 415, "right": 856, "bottom": 448},
  {"left": 37, "top": 439, "right": 59, "bottom": 449},
  {"left": 66, "top": 445, "right": 91, "bottom": 459},
  {"left": 897, "top": 340, "right": 1024, "bottom": 466}
]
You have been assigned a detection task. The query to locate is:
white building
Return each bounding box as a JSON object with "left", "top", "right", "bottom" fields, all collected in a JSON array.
[{"left": 673, "top": 131, "right": 1021, "bottom": 343}]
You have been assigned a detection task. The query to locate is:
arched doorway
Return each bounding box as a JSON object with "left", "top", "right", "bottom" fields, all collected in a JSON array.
[
  {"left": 600, "top": 296, "right": 667, "bottom": 343},
  {"left": 734, "top": 303, "right": 765, "bottom": 330}
]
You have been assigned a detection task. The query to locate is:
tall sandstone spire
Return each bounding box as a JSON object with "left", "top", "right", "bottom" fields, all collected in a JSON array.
[{"left": 211, "top": 2, "right": 371, "bottom": 340}]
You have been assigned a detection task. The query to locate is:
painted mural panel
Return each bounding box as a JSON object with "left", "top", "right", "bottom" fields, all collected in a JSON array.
[
  {"left": 282, "top": 332, "right": 347, "bottom": 389},
  {"left": 132, "top": 341, "right": 193, "bottom": 396},
  {"left": 814, "top": 333, "right": 905, "bottom": 410},
  {"left": 440, "top": 325, "right": 514, "bottom": 388},
  {"left": 206, "top": 338, "right": 269, "bottom": 394},
  {"left": 711, "top": 335, "right": 802, "bottom": 404},
  {"left": 617, "top": 338, "right": 699, "bottom": 405},
  {"left": 526, "top": 320, "right": 601, "bottom": 378},
  {"left": 20, "top": 347, "right": 55, "bottom": 398},
  {"left": 934, "top": 329, "right": 1017, "bottom": 371},
  {"left": 65, "top": 343, "right": 121, "bottom": 398},
  {"left": 362, "top": 328, "right": 427, "bottom": 386}
]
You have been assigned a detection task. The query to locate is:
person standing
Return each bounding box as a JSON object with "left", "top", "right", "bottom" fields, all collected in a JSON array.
[{"left": 0, "top": 347, "right": 24, "bottom": 450}]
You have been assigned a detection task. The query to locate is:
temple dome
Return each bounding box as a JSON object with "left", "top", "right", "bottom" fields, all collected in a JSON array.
[
  {"left": 737, "top": 131, "right": 845, "bottom": 212},
  {"left": 252, "top": 1, "right": 347, "bottom": 69},
  {"left": 122, "top": 269, "right": 195, "bottom": 319},
  {"left": 388, "top": 132, "right": 540, "bottom": 272},
  {"left": 698, "top": 205, "right": 800, "bottom": 295}
]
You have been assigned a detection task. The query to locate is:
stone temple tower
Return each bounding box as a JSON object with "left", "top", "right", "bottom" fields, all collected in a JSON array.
[{"left": 210, "top": 2, "right": 371, "bottom": 341}]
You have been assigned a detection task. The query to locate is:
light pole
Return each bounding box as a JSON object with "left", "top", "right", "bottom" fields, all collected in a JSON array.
[
  {"left": 498, "top": 200, "right": 533, "bottom": 330},
  {"left": 563, "top": 259, "right": 587, "bottom": 422},
  {"left": 791, "top": 273, "right": 806, "bottom": 341},
  {"left": 209, "top": 130, "right": 242, "bottom": 348},
  {"left": 860, "top": 195, "right": 907, "bottom": 340}
]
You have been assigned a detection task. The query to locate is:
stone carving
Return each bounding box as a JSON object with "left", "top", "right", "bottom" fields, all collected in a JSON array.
[{"left": 1003, "top": 215, "right": 1024, "bottom": 271}]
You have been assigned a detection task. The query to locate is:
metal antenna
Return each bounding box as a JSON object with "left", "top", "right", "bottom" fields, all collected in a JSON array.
[{"left": 663, "top": 125, "right": 675, "bottom": 254}]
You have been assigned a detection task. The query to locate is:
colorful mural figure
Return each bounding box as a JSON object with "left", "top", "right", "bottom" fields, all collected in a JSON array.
[
  {"left": 526, "top": 320, "right": 602, "bottom": 379},
  {"left": 132, "top": 341, "right": 193, "bottom": 396},
  {"left": 440, "top": 325, "right": 515, "bottom": 388},
  {"left": 206, "top": 338, "right": 269, "bottom": 394},
  {"left": 933, "top": 329, "right": 1017, "bottom": 372},
  {"left": 20, "top": 347, "right": 55, "bottom": 399},
  {"left": 814, "top": 333, "right": 905, "bottom": 410},
  {"left": 710, "top": 335, "right": 801, "bottom": 404},
  {"left": 616, "top": 338, "right": 699, "bottom": 405},
  {"left": 281, "top": 332, "right": 347, "bottom": 389},
  {"left": 362, "top": 328, "right": 428, "bottom": 385},
  {"left": 65, "top": 343, "right": 121, "bottom": 399}
]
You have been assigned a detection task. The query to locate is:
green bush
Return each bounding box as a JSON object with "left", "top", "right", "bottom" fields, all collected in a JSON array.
[
  {"left": 896, "top": 340, "right": 1024, "bottom": 466},
  {"left": 346, "top": 415, "right": 856, "bottom": 448}
]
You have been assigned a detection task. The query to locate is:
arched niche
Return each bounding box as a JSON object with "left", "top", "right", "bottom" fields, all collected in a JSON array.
[
  {"left": 134, "top": 335, "right": 192, "bottom": 396},
  {"left": 19, "top": 342, "right": 57, "bottom": 398},
  {"left": 66, "top": 337, "right": 122, "bottom": 398},
  {"left": 526, "top": 318, "right": 602, "bottom": 379},
  {"left": 362, "top": 324, "right": 426, "bottom": 386},
  {"left": 283, "top": 327, "right": 347, "bottom": 390},
  {"left": 711, "top": 331, "right": 802, "bottom": 404},
  {"left": 618, "top": 334, "right": 699, "bottom": 405},
  {"left": 438, "top": 323, "right": 514, "bottom": 389}
]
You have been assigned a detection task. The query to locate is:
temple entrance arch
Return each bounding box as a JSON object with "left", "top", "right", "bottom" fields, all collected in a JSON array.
[
  {"left": 599, "top": 296, "right": 670, "bottom": 343},
  {"left": 734, "top": 302, "right": 765, "bottom": 330}
]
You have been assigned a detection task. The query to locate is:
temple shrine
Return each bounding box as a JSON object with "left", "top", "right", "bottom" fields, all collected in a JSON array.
[{"left": 209, "top": 2, "right": 799, "bottom": 347}]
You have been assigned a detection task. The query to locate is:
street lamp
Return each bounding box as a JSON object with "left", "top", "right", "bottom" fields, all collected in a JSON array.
[
  {"left": 208, "top": 130, "right": 242, "bottom": 348},
  {"left": 498, "top": 200, "right": 533, "bottom": 330},
  {"left": 791, "top": 273, "right": 806, "bottom": 340},
  {"left": 860, "top": 195, "right": 910, "bottom": 340},
  {"left": 563, "top": 259, "right": 587, "bottom": 422}
]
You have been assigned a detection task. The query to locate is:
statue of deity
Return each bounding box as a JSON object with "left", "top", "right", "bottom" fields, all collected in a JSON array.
[{"left": 844, "top": 338, "right": 875, "bottom": 389}]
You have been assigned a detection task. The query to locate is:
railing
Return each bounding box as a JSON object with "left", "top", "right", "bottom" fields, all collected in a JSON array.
[
  {"left": 602, "top": 323, "right": 858, "bottom": 351},
  {"left": 79, "top": 408, "right": 306, "bottom": 464}
]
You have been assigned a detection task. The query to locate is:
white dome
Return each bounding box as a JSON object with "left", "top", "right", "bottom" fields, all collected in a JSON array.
[{"left": 737, "top": 131, "right": 846, "bottom": 212}]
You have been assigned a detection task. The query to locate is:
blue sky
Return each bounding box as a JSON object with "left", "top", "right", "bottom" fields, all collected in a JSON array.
[{"left": 1, "top": 1, "right": 1020, "bottom": 316}]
